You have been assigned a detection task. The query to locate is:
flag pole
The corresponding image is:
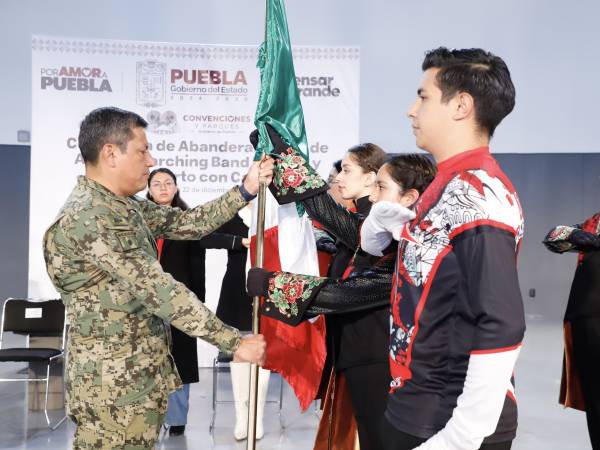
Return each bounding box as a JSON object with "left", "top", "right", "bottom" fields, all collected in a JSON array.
[
  {"left": 248, "top": 1, "right": 270, "bottom": 444},
  {"left": 246, "top": 2, "right": 269, "bottom": 446},
  {"left": 247, "top": 178, "right": 266, "bottom": 450}
]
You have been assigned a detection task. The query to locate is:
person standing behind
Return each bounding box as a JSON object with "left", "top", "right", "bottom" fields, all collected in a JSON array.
[
  {"left": 147, "top": 168, "right": 249, "bottom": 437},
  {"left": 378, "top": 48, "right": 525, "bottom": 450},
  {"left": 208, "top": 212, "right": 253, "bottom": 333},
  {"left": 43, "top": 107, "right": 270, "bottom": 449},
  {"left": 544, "top": 213, "right": 600, "bottom": 449}
]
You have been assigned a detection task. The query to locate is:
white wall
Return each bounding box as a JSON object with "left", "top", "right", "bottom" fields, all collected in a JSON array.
[{"left": 1, "top": 0, "right": 599, "bottom": 152}]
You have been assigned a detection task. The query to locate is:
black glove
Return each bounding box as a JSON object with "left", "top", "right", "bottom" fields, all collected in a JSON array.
[
  {"left": 249, "top": 128, "right": 260, "bottom": 150},
  {"left": 248, "top": 126, "right": 285, "bottom": 154},
  {"left": 246, "top": 267, "right": 273, "bottom": 297},
  {"left": 249, "top": 127, "right": 283, "bottom": 201},
  {"left": 264, "top": 123, "right": 291, "bottom": 155},
  {"left": 316, "top": 236, "right": 338, "bottom": 254},
  {"left": 570, "top": 228, "right": 600, "bottom": 249}
]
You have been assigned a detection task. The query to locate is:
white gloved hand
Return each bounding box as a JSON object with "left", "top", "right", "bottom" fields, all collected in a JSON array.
[{"left": 360, "top": 201, "right": 416, "bottom": 256}]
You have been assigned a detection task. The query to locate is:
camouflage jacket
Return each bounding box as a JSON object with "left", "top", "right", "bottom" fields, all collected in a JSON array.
[{"left": 43, "top": 176, "right": 245, "bottom": 407}]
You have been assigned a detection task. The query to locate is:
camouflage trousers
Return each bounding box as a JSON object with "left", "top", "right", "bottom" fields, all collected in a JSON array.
[{"left": 69, "top": 392, "right": 167, "bottom": 449}]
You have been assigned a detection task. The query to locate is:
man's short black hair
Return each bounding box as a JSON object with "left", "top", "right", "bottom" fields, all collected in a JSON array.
[
  {"left": 78, "top": 107, "right": 147, "bottom": 165},
  {"left": 422, "top": 47, "right": 515, "bottom": 137}
]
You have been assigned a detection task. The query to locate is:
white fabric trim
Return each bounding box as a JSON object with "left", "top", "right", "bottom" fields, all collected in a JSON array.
[{"left": 414, "top": 346, "right": 521, "bottom": 450}]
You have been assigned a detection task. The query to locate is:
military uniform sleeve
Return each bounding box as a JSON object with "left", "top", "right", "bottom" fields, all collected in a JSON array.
[
  {"left": 138, "top": 186, "right": 247, "bottom": 240},
  {"left": 64, "top": 209, "right": 241, "bottom": 354}
]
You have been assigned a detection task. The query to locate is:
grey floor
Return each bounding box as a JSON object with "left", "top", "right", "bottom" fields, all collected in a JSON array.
[{"left": 0, "top": 317, "right": 593, "bottom": 449}]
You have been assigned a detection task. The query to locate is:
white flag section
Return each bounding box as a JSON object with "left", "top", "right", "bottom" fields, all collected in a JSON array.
[
  {"left": 249, "top": 191, "right": 320, "bottom": 275},
  {"left": 30, "top": 36, "right": 358, "bottom": 365},
  {"left": 277, "top": 205, "right": 320, "bottom": 274}
]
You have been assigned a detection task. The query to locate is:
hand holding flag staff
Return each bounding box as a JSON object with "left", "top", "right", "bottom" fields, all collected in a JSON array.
[{"left": 247, "top": 0, "right": 320, "bottom": 448}]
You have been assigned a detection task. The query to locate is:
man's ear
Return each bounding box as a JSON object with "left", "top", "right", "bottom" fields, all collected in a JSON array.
[
  {"left": 100, "top": 143, "right": 118, "bottom": 168},
  {"left": 453, "top": 92, "right": 475, "bottom": 121},
  {"left": 403, "top": 188, "right": 420, "bottom": 207}
]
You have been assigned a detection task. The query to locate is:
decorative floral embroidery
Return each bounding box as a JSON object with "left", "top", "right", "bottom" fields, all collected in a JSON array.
[
  {"left": 544, "top": 225, "right": 577, "bottom": 253},
  {"left": 282, "top": 168, "right": 304, "bottom": 188},
  {"left": 266, "top": 272, "right": 326, "bottom": 317},
  {"left": 548, "top": 225, "right": 573, "bottom": 242},
  {"left": 273, "top": 147, "right": 326, "bottom": 197}
]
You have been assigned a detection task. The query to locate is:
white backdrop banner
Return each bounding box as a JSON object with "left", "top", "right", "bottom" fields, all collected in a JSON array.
[{"left": 30, "top": 36, "right": 359, "bottom": 365}]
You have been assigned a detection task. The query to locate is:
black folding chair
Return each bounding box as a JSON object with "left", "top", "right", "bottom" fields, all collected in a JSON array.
[{"left": 0, "top": 298, "right": 67, "bottom": 430}]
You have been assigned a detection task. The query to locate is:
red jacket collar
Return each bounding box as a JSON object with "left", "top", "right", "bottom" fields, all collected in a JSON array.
[{"left": 437, "top": 147, "right": 490, "bottom": 174}]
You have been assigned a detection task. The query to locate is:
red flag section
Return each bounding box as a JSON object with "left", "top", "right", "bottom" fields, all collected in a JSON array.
[{"left": 250, "top": 227, "right": 326, "bottom": 411}]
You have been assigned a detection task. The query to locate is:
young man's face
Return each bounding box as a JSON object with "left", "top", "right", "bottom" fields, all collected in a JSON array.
[{"left": 407, "top": 68, "right": 454, "bottom": 154}]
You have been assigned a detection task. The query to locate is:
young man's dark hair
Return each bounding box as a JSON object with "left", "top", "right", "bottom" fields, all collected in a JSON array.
[
  {"left": 422, "top": 47, "right": 515, "bottom": 138},
  {"left": 78, "top": 107, "right": 148, "bottom": 165}
]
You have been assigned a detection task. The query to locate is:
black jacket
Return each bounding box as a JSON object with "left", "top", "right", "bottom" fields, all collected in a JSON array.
[
  {"left": 160, "top": 223, "right": 247, "bottom": 383},
  {"left": 303, "top": 194, "right": 388, "bottom": 369},
  {"left": 159, "top": 239, "right": 205, "bottom": 384},
  {"left": 206, "top": 215, "right": 253, "bottom": 331}
]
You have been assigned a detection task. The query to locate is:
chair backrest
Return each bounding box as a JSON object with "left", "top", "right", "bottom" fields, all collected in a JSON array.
[{"left": 0, "top": 298, "right": 65, "bottom": 349}]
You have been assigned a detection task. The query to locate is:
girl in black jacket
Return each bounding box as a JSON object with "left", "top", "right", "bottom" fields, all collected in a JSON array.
[{"left": 147, "top": 168, "right": 247, "bottom": 436}]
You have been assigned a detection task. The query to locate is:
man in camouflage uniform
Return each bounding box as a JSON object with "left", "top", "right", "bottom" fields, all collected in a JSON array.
[{"left": 43, "top": 107, "right": 271, "bottom": 449}]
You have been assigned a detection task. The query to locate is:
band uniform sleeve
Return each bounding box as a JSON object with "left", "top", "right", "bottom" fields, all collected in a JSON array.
[
  {"left": 260, "top": 255, "right": 393, "bottom": 325},
  {"left": 265, "top": 134, "right": 361, "bottom": 250},
  {"left": 303, "top": 256, "right": 393, "bottom": 317},
  {"left": 543, "top": 224, "right": 583, "bottom": 253},
  {"left": 63, "top": 210, "right": 241, "bottom": 354},
  {"left": 302, "top": 192, "right": 362, "bottom": 251},
  {"left": 416, "top": 228, "right": 525, "bottom": 450},
  {"left": 544, "top": 213, "right": 600, "bottom": 255},
  {"left": 265, "top": 124, "right": 329, "bottom": 204}
]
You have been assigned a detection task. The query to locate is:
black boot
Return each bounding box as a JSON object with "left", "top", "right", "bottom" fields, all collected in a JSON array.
[{"left": 169, "top": 425, "right": 185, "bottom": 436}]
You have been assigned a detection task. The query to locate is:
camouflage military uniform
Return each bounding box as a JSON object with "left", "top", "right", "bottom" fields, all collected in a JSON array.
[{"left": 43, "top": 176, "right": 246, "bottom": 449}]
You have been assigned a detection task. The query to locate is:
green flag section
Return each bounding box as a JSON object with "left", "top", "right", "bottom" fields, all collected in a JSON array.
[
  {"left": 250, "top": 1, "right": 326, "bottom": 410},
  {"left": 254, "top": 0, "right": 309, "bottom": 162}
]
